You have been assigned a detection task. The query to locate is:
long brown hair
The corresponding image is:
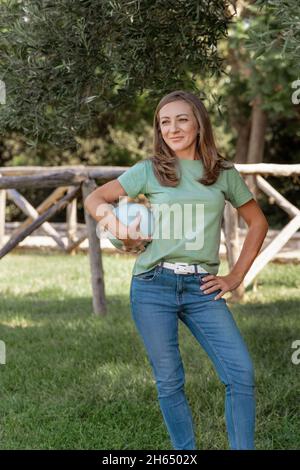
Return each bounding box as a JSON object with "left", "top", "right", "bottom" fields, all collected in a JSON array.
[{"left": 146, "top": 90, "right": 233, "bottom": 186}]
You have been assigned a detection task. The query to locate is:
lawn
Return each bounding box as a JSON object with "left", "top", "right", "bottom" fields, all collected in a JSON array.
[{"left": 0, "top": 251, "right": 299, "bottom": 450}]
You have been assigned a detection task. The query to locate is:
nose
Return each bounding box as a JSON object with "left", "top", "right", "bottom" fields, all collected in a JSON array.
[{"left": 169, "top": 121, "right": 180, "bottom": 134}]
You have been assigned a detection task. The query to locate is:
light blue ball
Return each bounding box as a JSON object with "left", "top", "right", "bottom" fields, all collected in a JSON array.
[{"left": 103, "top": 202, "right": 154, "bottom": 250}]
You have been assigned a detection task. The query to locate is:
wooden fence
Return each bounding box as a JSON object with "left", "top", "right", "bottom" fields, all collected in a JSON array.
[{"left": 0, "top": 163, "right": 299, "bottom": 314}]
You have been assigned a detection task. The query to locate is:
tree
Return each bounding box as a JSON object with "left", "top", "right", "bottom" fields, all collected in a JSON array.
[{"left": 0, "top": 0, "right": 235, "bottom": 149}]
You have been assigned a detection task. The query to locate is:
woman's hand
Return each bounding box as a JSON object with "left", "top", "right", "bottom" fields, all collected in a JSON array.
[
  {"left": 200, "top": 272, "right": 244, "bottom": 300},
  {"left": 119, "top": 212, "right": 152, "bottom": 254}
]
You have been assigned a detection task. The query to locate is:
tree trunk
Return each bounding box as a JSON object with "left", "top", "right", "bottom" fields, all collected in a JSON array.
[{"left": 246, "top": 95, "right": 267, "bottom": 197}]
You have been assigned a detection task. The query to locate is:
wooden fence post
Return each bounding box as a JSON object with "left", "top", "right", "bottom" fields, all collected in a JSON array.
[
  {"left": 0, "top": 189, "right": 6, "bottom": 249},
  {"left": 67, "top": 186, "right": 78, "bottom": 255},
  {"left": 82, "top": 179, "right": 107, "bottom": 316}
]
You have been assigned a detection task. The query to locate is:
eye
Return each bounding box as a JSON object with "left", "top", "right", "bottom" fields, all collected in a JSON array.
[{"left": 161, "top": 118, "right": 188, "bottom": 125}]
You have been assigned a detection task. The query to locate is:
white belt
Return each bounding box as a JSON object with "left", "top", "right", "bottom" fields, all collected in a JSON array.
[{"left": 160, "top": 261, "right": 209, "bottom": 275}]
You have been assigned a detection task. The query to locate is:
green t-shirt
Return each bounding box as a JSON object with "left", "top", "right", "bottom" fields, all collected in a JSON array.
[{"left": 117, "top": 158, "right": 254, "bottom": 276}]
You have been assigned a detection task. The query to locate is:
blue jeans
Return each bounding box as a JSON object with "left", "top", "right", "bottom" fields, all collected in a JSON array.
[{"left": 130, "top": 263, "right": 256, "bottom": 450}]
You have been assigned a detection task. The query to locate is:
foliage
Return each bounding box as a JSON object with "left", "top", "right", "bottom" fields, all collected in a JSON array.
[
  {"left": 246, "top": 0, "right": 300, "bottom": 65},
  {"left": 0, "top": 0, "right": 234, "bottom": 148}
]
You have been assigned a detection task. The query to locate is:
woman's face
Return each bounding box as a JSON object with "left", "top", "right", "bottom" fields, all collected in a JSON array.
[{"left": 158, "top": 100, "right": 199, "bottom": 156}]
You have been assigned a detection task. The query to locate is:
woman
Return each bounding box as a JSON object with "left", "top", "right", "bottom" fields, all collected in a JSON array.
[{"left": 84, "top": 90, "right": 269, "bottom": 450}]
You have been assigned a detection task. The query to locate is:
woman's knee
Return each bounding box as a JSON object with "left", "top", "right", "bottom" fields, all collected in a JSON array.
[
  {"left": 230, "top": 361, "right": 255, "bottom": 388},
  {"left": 156, "top": 375, "right": 186, "bottom": 399}
]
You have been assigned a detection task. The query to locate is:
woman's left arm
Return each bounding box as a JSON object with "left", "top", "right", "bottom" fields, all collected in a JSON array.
[{"left": 201, "top": 199, "right": 269, "bottom": 300}]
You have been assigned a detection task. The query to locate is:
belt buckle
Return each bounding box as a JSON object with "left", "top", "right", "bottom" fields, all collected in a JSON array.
[{"left": 174, "top": 262, "right": 189, "bottom": 274}]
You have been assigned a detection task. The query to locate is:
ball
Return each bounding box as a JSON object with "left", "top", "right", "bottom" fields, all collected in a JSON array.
[{"left": 99, "top": 201, "right": 154, "bottom": 250}]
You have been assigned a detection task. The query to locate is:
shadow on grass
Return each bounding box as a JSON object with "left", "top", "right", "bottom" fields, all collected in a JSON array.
[
  {"left": 1, "top": 290, "right": 299, "bottom": 370},
  {"left": 1, "top": 289, "right": 299, "bottom": 450}
]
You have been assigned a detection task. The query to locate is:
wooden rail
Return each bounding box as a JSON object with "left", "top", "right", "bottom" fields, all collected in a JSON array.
[{"left": 0, "top": 163, "right": 299, "bottom": 310}]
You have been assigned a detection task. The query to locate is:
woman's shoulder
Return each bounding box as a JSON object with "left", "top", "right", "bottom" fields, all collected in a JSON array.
[
  {"left": 134, "top": 157, "right": 153, "bottom": 168},
  {"left": 217, "top": 158, "right": 236, "bottom": 178},
  {"left": 219, "top": 158, "right": 235, "bottom": 170},
  {"left": 214, "top": 158, "right": 236, "bottom": 187},
  {"left": 143, "top": 156, "right": 154, "bottom": 165},
  {"left": 139, "top": 156, "right": 155, "bottom": 175}
]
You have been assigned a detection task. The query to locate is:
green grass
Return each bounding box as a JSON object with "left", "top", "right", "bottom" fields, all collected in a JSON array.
[{"left": 0, "top": 250, "right": 299, "bottom": 450}]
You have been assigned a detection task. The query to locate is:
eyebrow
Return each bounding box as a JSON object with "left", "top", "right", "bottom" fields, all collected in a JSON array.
[{"left": 160, "top": 113, "right": 189, "bottom": 120}]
